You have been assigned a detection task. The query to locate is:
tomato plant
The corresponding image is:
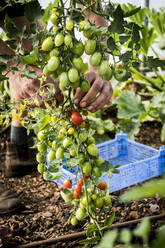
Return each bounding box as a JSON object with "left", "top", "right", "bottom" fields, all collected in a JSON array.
[{"left": 63, "top": 179, "right": 72, "bottom": 188}]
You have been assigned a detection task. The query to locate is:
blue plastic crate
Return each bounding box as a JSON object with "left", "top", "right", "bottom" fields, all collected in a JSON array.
[{"left": 47, "top": 131, "right": 165, "bottom": 193}]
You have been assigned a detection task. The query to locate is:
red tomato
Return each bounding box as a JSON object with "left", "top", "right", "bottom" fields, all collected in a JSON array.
[
  {"left": 66, "top": 193, "right": 73, "bottom": 199},
  {"left": 71, "top": 112, "right": 82, "bottom": 126},
  {"left": 79, "top": 178, "right": 83, "bottom": 186},
  {"left": 75, "top": 184, "right": 82, "bottom": 193},
  {"left": 74, "top": 190, "right": 81, "bottom": 199},
  {"left": 84, "top": 173, "right": 90, "bottom": 180},
  {"left": 97, "top": 182, "right": 106, "bottom": 190},
  {"left": 63, "top": 179, "right": 72, "bottom": 188}
]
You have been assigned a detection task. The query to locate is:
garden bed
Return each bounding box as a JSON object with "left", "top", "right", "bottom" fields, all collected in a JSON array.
[{"left": 0, "top": 121, "right": 165, "bottom": 247}]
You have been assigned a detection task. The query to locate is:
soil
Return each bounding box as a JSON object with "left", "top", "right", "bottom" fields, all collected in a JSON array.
[{"left": 0, "top": 121, "right": 165, "bottom": 248}]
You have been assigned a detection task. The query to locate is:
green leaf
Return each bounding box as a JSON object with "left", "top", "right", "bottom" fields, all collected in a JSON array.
[
  {"left": 79, "top": 236, "right": 100, "bottom": 245},
  {"left": 133, "top": 217, "right": 150, "bottom": 242},
  {"left": 107, "top": 37, "right": 117, "bottom": 51},
  {"left": 120, "top": 228, "right": 132, "bottom": 244},
  {"left": 5, "top": 39, "right": 17, "bottom": 50},
  {"left": 24, "top": 0, "right": 44, "bottom": 22},
  {"left": 4, "top": 15, "right": 19, "bottom": 38},
  {"left": 21, "top": 65, "right": 38, "bottom": 79},
  {"left": 86, "top": 224, "right": 98, "bottom": 236},
  {"left": 94, "top": 229, "right": 118, "bottom": 248},
  {"left": 145, "top": 56, "right": 165, "bottom": 68},
  {"left": 104, "top": 211, "right": 115, "bottom": 228},
  {"left": 43, "top": 171, "right": 62, "bottom": 181},
  {"left": 22, "top": 47, "right": 39, "bottom": 65},
  {"left": 60, "top": 191, "right": 72, "bottom": 204},
  {"left": 119, "top": 35, "right": 130, "bottom": 44},
  {"left": 120, "top": 177, "right": 165, "bottom": 202},
  {"left": 152, "top": 227, "right": 165, "bottom": 248},
  {"left": 100, "top": 161, "right": 113, "bottom": 172},
  {"left": 108, "top": 5, "right": 124, "bottom": 34},
  {"left": 120, "top": 51, "right": 132, "bottom": 62},
  {"left": 123, "top": 6, "right": 141, "bottom": 18},
  {"left": 114, "top": 91, "right": 145, "bottom": 119},
  {"left": 119, "top": 119, "right": 141, "bottom": 140}
]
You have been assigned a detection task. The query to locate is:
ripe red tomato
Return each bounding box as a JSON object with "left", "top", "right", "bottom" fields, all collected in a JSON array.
[
  {"left": 75, "top": 184, "right": 82, "bottom": 193},
  {"left": 71, "top": 112, "right": 82, "bottom": 125},
  {"left": 74, "top": 190, "right": 81, "bottom": 199},
  {"left": 63, "top": 179, "right": 72, "bottom": 188},
  {"left": 79, "top": 178, "right": 83, "bottom": 186},
  {"left": 84, "top": 173, "right": 90, "bottom": 180},
  {"left": 66, "top": 193, "right": 73, "bottom": 199},
  {"left": 97, "top": 182, "right": 106, "bottom": 190}
]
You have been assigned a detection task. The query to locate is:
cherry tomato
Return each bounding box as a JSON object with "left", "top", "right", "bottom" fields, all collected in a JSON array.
[
  {"left": 85, "top": 40, "right": 96, "bottom": 55},
  {"left": 98, "top": 60, "right": 110, "bottom": 77},
  {"left": 63, "top": 138, "right": 71, "bottom": 148},
  {"left": 79, "top": 20, "right": 90, "bottom": 29},
  {"left": 87, "top": 136, "right": 95, "bottom": 144},
  {"left": 74, "top": 184, "right": 82, "bottom": 194},
  {"left": 43, "top": 65, "right": 51, "bottom": 76},
  {"left": 66, "top": 193, "right": 73, "bottom": 199},
  {"left": 74, "top": 190, "right": 81, "bottom": 199},
  {"left": 103, "top": 67, "right": 113, "bottom": 81},
  {"left": 103, "top": 195, "right": 111, "bottom": 206},
  {"left": 92, "top": 166, "right": 101, "bottom": 177},
  {"left": 68, "top": 127, "right": 74, "bottom": 135},
  {"left": 72, "top": 57, "right": 84, "bottom": 71},
  {"left": 36, "top": 153, "right": 45, "bottom": 163},
  {"left": 96, "top": 157, "right": 104, "bottom": 166},
  {"left": 52, "top": 140, "right": 57, "bottom": 150},
  {"left": 41, "top": 37, "right": 54, "bottom": 51},
  {"left": 50, "top": 48, "right": 59, "bottom": 57},
  {"left": 80, "top": 80, "right": 90, "bottom": 92},
  {"left": 87, "top": 144, "right": 98, "bottom": 156},
  {"left": 76, "top": 208, "right": 86, "bottom": 220},
  {"left": 55, "top": 33, "right": 64, "bottom": 47},
  {"left": 48, "top": 149, "right": 56, "bottom": 162},
  {"left": 72, "top": 42, "right": 84, "bottom": 56},
  {"left": 59, "top": 72, "right": 70, "bottom": 91},
  {"left": 68, "top": 68, "right": 79, "bottom": 83},
  {"left": 47, "top": 56, "right": 60, "bottom": 71},
  {"left": 80, "top": 121, "right": 86, "bottom": 128},
  {"left": 37, "top": 143, "right": 47, "bottom": 153},
  {"left": 53, "top": 25, "right": 59, "bottom": 34},
  {"left": 84, "top": 173, "right": 90, "bottom": 180},
  {"left": 95, "top": 198, "right": 104, "bottom": 209},
  {"left": 63, "top": 179, "right": 72, "bottom": 188},
  {"left": 56, "top": 147, "right": 64, "bottom": 159},
  {"left": 64, "top": 35, "right": 72, "bottom": 47},
  {"left": 90, "top": 52, "right": 102, "bottom": 66},
  {"left": 66, "top": 19, "right": 74, "bottom": 30},
  {"left": 97, "top": 182, "right": 106, "bottom": 190},
  {"left": 83, "top": 30, "right": 92, "bottom": 39},
  {"left": 37, "top": 130, "right": 45, "bottom": 141},
  {"left": 69, "top": 148, "right": 77, "bottom": 157},
  {"left": 70, "top": 216, "right": 78, "bottom": 226},
  {"left": 114, "top": 70, "right": 127, "bottom": 82},
  {"left": 37, "top": 163, "right": 45, "bottom": 174},
  {"left": 50, "top": 13, "right": 58, "bottom": 24},
  {"left": 71, "top": 112, "right": 82, "bottom": 125},
  {"left": 79, "top": 178, "right": 83, "bottom": 186},
  {"left": 83, "top": 161, "right": 92, "bottom": 176}
]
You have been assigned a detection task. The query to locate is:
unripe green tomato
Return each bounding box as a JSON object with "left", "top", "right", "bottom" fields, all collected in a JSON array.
[
  {"left": 59, "top": 72, "right": 69, "bottom": 91},
  {"left": 80, "top": 80, "right": 90, "bottom": 92},
  {"left": 103, "top": 67, "right": 113, "bottom": 81},
  {"left": 37, "top": 163, "right": 46, "bottom": 174},
  {"left": 72, "top": 42, "right": 84, "bottom": 56},
  {"left": 92, "top": 166, "right": 101, "bottom": 177},
  {"left": 82, "top": 196, "right": 91, "bottom": 205},
  {"left": 48, "top": 149, "right": 56, "bottom": 162},
  {"left": 98, "top": 60, "right": 110, "bottom": 77},
  {"left": 76, "top": 208, "right": 86, "bottom": 220},
  {"left": 92, "top": 194, "right": 97, "bottom": 201},
  {"left": 56, "top": 147, "right": 64, "bottom": 159},
  {"left": 79, "top": 20, "right": 90, "bottom": 29},
  {"left": 37, "top": 130, "right": 45, "bottom": 141},
  {"left": 37, "top": 143, "right": 47, "bottom": 153},
  {"left": 71, "top": 217, "right": 78, "bottom": 226},
  {"left": 36, "top": 153, "right": 45, "bottom": 163},
  {"left": 87, "top": 144, "right": 98, "bottom": 156},
  {"left": 78, "top": 153, "right": 85, "bottom": 163},
  {"left": 83, "top": 30, "right": 92, "bottom": 39},
  {"left": 41, "top": 37, "right": 54, "bottom": 51},
  {"left": 55, "top": 33, "right": 64, "bottom": 47},
  {"left": 64, "top": 35, "right": 72, "bottom": 46},
  {"left": 87, "top": 136, "right": 95, "bottom": 144},
  {"left": 69, "top": 148, "right": 77, "bottom": 157},
  {"left": 47, "top": 56, "right": 60, "bottom": 71},
  {"left": 50, "top": 48, "right": 59, "bottom": 57},
  {"left": 90, "top": 52, "right": 102, "bottom": 66},
  {"left": 53, "top": 25, "right": 59, "bottom": 34},
  {"left": 73, "top": 199, "right": 79, "bottom": 207},
  {"left": 66, "top": 19, "right": 74, "bottom": 30},
  {"left": 96, "top": 157, "right": 104, "bottom": 166},
  {"left": 63, "top": 138, "right": 70, "bottom": 148},
  {"left": 95, "top": 198, "right": 104, "bottom": 209},
  {"left": 79, "top": 132, "right": 88, "bottom": 142},
  {"left": 70, "top": 80, "right": 80, "bottom": 89},
  {"left": 97, "top": 126, "right": 105, "bottom": 135},
  {"left": 52, "top": 140, "right": 57, "bottom": 150},
  {"left": 43, "top": 64, "right": 51, "bottom": 76},
  {"left": 85, "top": 40, "right": 96, "bottom": 55},
  {"left": 83, "top": 161, "right": 92, "bottom": 176},
  {"left": 50, "top": 13, "right": 58, "bottom": 24},
  {"left": 68, "top": 127, "right": 74, "bottom": 135},
  {"left": 72, "top": 57, "right": 84, "bottom": 71},
  {"left": 50, "top": 71, "right": 58, "bottom": 80},
  {"left": 103, "top": 195, "right": 111, "bottom": 206},
  {"left": 114, "top": 70, "right": 127, "bottom": 82},
  {"left": 68, "top": 68, "right": 79, "bottom": 83}
]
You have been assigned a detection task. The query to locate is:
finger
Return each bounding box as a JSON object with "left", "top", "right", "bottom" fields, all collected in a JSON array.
[
  {"left": 74, "top": 87, "right": 86, "bottom": 105},
  {"left": 86, "top": 82, "right": 112, "bottom": 112},
  {"left": 79, "top": 77, "right": 104, "bottom": 108}
]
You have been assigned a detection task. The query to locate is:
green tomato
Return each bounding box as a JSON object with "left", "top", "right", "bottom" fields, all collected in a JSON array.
[
  {"left": 47, "top": 56, "right": 60, "bottom": 71},
  {"left": 96, "top": 157, "right": 104, "bottom": 166},
  {"left": 69, "top": 148, "right": 77, "bottom": 157},
  {"left": 70, "top": 80, "right": 80, "bottom": 89},
  {"left": 76, "top": 208, "right": 86, "bottom": 220},
  {"left": 72, "top": 57, "right": 84, "bottom": 71},
  {"left": 103, "top": 67, "right": 113, "bottom": 81},
  {"left": 50, "top": 48, "right": 59, "bottom": 57},
  {"left": 55, "top": 33, "right": 64, "bottom": 47},
  {"left": 103, "top": 195, "right": 111, "bottom": 206},
  {"left": 85, "top": 40, "right": 96, "bottom": 55},
  {"left": 66, "top": 19, "right": 74, "bottom": 30},
  {"left": 56, "top": 147, "right": 64, "bottom": 159},
  {"left": 95, "top": 198, "right": 104, "bottom": 209},
  {"left": 37, "top": 163, "right": 46, "bottom": 174},
  {"left": 37, "top": 143, "right": 47, "bottom": 153},
  {"left": 82, "top": 196, "right": 91, "bottom": 206},
  {"left": 64, "top": 34, "right": 72, "bottom": 47},
  {"left": 87, "top": 136, "right": 95, "bottom": 144},
  {"left": 53, "top": 25, "right": 59, "bottom": 34},
  {"left": 80, "top": 80, "right": 90, "bottom": 92},
  {"left": 83, "top": 30, "right": 92, "bottom": 39},
  {"left": 72, "top": 42, "right": 84, "bottom": 56},
  {"left": 83, "top": 161, "right": 92, "bottom": 176},
  {"left": 59, "top": 72, "right": 70, "bottom": 91},
  {"left": 50, "top": 13, "right": 58, "bottom": 24},
  {"left": 63, "top": 138, "right": 71, "bottom": 148},
  {"left": 90, "top": 52, "right": 102, "bottom": 66},
  {"left": 98, "top": 60, "right": 110, "bottom": 77},
  {"left": 48, "top": 149, "right": 56, "bottom": 162},
  {"left": 92, "top": 166, "right": 101, "bottom": 177},
  {"left": 78, "top": 153, "right": 85, "bottom": 163},
  {"left": 114, "top": 70, "right": 127, "bottom": 82},
  {"left": 52, "top": 140, "right": 57, "bottom": 150},
  {"left": 37, "top": 130, "right": 45, "bottom": 141},
  {"left": 87, "top": 144, "right": 98, "bottom": 156},
  {"left": 36, "top": 153, "right": 45, "bottom": 163},
  {"left": 43, "top": 64, "right": 51, "bottom": 76},
  {"left": 79, "top": 132, "right": 88, "bottom": 142},
  {"left": 71, "top": 217, "right": 78, "bottom": 226},
  {"left": 41, "top": 37, "right": 54, "bottom": 51},
  {"left": 68, "top": 68, "right": 79, "bottom": 83}
]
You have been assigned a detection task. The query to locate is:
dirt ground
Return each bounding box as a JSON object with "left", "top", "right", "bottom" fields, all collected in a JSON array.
[{"left": 0, "top": 121, "right": 165, "bottom": 247}]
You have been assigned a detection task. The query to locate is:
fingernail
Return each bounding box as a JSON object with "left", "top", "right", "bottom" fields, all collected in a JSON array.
[
  {"left": 74, "top": 99, "right": 79, "bottom": 105},
  {"left": 87, "top": 106, "right": 94, "bottom": 112},
  {"left": 80, "top": 102, "right": 87, "bottom": 108}
]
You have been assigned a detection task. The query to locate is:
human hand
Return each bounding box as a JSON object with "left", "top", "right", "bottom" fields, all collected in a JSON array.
[
  {"left": 74, "top": 71, "right": 113, "bottom": 112},
  {"left": 8, "top": 65, "right": 63, "bottom": 107}
]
